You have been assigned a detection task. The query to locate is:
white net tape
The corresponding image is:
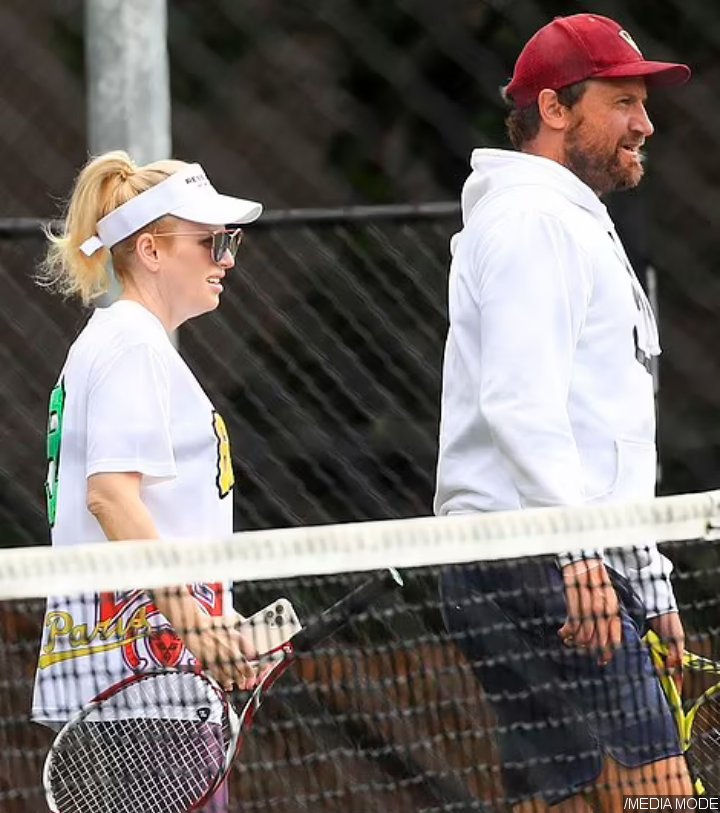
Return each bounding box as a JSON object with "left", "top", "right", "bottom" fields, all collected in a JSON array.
[{"left": 2, "top": 489, "right": 719, "bottom": 599}]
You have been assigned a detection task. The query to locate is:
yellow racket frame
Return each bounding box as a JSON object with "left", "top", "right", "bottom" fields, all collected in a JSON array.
[{"left": 645, "top": 629, "right": 720, "bottom": 796}]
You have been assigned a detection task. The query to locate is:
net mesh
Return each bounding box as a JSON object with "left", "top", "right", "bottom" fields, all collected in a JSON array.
[
  {"left": 688, "top": 701, "right": 720, "bottom": 798},
  {"left": 3, "top": 491, "right": 720, "bottom": 812}
]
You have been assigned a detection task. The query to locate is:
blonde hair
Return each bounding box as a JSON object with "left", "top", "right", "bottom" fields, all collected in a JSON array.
[{"left": 40, "top": 150, "right": 187, "bottom": 305}]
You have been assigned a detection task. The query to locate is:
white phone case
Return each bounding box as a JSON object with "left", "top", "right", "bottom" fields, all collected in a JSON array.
[{"left": 237, "top": 597, "right": 302, "bottom": 655}]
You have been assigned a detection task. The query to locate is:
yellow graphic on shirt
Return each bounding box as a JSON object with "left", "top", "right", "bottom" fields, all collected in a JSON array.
[
  {"left": 212, "top": 410, "right": 235, "bottom": 498},
  {"left": 38, "top": 605, "right": 152, "bottom": 669}
]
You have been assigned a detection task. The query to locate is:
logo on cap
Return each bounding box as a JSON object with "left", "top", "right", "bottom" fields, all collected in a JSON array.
[
  {"left": 185, "top": 173, "right": 209, "bottom": 187},
  {"left": 618, "top": 29, "right": 642, "bottom": 55}
]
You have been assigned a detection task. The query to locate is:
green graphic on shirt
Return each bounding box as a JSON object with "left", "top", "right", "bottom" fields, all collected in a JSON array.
[{"left": 45, "top": 379, "right": 66, "bottom": 527}]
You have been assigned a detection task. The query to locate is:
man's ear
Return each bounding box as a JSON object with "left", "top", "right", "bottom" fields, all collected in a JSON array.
[
  {"left": 135, "top": 232, "right": 160, "bottom": 272},
  {"left": 537, "top": 89, "right": 571, "bottom": 132}
]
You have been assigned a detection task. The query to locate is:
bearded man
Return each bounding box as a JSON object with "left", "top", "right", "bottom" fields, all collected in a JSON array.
[{"left": 434, "top": 13, "right": 692, "bottom": 812}]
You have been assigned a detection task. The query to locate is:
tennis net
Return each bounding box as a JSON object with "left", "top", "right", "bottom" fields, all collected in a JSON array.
[{"left": 2, "top": 490, "right": 720, "bottom": 812}]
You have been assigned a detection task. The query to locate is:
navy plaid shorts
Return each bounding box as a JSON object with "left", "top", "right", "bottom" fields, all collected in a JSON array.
[{"left": 439, "top": 558, "right": 682, "bottom": 806}]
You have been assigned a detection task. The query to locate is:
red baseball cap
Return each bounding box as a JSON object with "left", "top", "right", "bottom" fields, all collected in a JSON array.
[{"left": 506, "top": 13, "right": 691, "bottom": 109}]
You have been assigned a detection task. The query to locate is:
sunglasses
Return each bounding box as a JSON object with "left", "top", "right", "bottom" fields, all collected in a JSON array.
[{"left": 153, "top": 227, "right": 244, "bottom": 264}]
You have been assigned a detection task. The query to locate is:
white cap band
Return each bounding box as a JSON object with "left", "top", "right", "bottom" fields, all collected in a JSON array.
[{"left": 79, "top": 163, "right": 262, "bottom": 256}]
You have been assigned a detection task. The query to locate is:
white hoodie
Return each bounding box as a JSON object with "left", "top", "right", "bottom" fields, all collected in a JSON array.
[{"left": 434, "top": 148, "right": 676, "bottom": 617}]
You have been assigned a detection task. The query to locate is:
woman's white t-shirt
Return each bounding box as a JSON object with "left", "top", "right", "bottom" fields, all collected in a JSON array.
[{"left": 32, "top": 300, "right": 236, "bottom": 723}]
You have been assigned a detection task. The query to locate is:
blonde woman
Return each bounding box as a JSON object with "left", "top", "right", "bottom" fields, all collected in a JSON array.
[{"left": 32, "top": 151, "right": 263, "bottom": 812}]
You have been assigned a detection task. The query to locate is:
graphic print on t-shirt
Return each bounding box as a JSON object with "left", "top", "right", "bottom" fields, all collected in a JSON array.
[
  {"left": 212, "top": 410, "right": 235, "bottom": 498},
  {"left": 119, "top": 583, "right": 224, "bottom": 671},
  {"left": 45, "top": 378, "right": 66, "bottom": 528},
  {"left": 38, "top": 583, "right": 225, "bottom": 671}
]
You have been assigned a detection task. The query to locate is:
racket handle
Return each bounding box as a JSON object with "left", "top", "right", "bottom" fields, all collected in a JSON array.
[{"left": 292, "top": 568, "right": 403, "bottom": 651}]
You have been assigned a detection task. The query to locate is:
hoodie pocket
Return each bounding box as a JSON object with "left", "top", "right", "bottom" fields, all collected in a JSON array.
[
  {"left": 614, "top": 439, "right": 657, "bottom": 500},
  {"left": 579, "top": 442, "right": 619, "bottom": 501},
  {"left": 579, "top": 438, "right": 656, "bottom": 503}
]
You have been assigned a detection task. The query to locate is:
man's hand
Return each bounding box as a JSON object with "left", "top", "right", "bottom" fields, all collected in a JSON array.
[
  {"left": 558, "top": 559, "right": 623, "bottom": 665},
  {"left": 648, "top": 611, "right": 685, "bottom": 694}
]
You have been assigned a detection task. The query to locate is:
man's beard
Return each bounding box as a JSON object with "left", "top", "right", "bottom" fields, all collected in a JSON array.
[{"left": 563, "top": 119, "right": 645, "bottom": 196}]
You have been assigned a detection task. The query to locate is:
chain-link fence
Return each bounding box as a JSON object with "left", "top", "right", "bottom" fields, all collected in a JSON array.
[
  {"left": 0, "top": 207, "right": 458, "bottom": 546},
  {"left": 1, "top": 199, "right": 719, "bottom": 549},
  {"left": 1, "top": 4, "right": 720, "bottom": 811},
  {"left": 1, "top": 0, "right": 720, "bottom": 548},
  {"left": 3, "top": 0, "right": 718, "bottom": 208}
]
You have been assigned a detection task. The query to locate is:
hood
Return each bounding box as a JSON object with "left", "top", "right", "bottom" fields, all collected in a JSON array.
[
  {"left": 458, "top": 148, "right": 613, "bottom": 233},
  {"left": 454, "top": 148, "right": 660, "bottom": 356}
]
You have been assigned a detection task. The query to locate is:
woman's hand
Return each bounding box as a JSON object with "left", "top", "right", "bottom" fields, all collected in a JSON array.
[{"left": 185, "top": 614, "right": 260, "bottom": 692}]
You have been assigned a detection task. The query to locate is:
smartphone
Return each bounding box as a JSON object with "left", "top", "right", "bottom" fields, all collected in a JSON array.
[{"left": 237, "top": 597, "right": 302, "bottom": 656}]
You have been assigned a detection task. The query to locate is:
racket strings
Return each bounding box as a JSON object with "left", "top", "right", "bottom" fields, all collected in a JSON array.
[
  {"left": 687, "top": 693, "right": 720, "bottom": 797},
  {"left": 49, "top": 717, "right": 226, "bottom": 812},
  {"left": 47, "top": 673, "right": 234, "bottom": 813}
]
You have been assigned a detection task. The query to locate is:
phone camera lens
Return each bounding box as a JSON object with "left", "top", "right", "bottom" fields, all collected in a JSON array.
[{"left": 275, "top": 604, "right": 284, "bottom": 615}]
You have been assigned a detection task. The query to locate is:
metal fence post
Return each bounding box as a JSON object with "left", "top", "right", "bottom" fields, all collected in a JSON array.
[
  {"left": 86, "top": 0, "right": 170, "bottom": 164},
  {"left": 85, "top": 0, "right": 171, "bottom": 307}
]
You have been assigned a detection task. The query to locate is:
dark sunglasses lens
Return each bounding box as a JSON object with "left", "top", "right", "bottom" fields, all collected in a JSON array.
[
  {"left": 212, "top": 233, "right": 228, "bottom": 263},
  {"left": 212, "top": 230, "right": 242, "bottom": 262}
]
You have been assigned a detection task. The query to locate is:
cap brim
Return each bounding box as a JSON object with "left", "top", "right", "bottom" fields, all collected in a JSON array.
[
  {"left": 594, "top": 60, "right": 691, "bottom": 88},
  {"left": 170, "top": 192, "right": 263, "bottom": 227}
]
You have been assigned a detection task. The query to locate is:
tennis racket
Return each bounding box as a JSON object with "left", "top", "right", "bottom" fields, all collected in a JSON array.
[
  {"left": 44, "top": 567, "right": 404, "bottom": 813},
  {"left": 646, "top": 629, "right": 720, "bottom": 797}
]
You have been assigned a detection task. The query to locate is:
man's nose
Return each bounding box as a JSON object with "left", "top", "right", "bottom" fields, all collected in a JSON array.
[{"left": 634, "top": 103, "right": 654, "bottom": 138}]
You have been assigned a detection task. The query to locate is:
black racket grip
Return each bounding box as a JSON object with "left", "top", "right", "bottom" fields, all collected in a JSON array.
[{"left": 292, "top": 567, "right": 403, "bottom": 652}]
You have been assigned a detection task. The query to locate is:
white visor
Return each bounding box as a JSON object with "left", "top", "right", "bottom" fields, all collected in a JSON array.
[{"left": 79, "top": 163, "right": 263, "bottom": 256}]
